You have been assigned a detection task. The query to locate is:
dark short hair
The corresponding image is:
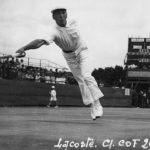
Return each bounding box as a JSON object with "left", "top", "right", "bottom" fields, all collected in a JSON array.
[{"left": 51, "top": 8, "right": 66, "bottom": 15}]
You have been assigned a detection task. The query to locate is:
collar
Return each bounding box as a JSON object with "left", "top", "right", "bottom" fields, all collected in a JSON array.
[{"left": 56, "top": 20, "right": 76, "bottom": 30}]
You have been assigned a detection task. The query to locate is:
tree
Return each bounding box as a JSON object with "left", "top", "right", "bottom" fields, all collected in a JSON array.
[
  {"left": 92, "top": 68, "right": 104, "bottom": 84},
  {"left": 104, "top": 67, "right": 115, "bottom": 87},
  {"left": 92, "top": 65, "right": 126, "bottom": 87},
  {"left": 113, "top": 66, "right": 125, "bottom": 87}
]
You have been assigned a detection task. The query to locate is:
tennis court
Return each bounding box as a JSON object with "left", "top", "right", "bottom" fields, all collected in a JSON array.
[{"left": 0, "top": 107, "right": 150, "bottom": 150}]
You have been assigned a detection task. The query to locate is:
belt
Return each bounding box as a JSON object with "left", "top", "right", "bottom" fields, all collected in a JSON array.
[{"left": 63, "top": 50, "right": 74, "bottom": 53}]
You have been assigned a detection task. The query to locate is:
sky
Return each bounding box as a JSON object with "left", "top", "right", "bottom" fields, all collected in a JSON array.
[{"left": 0, "top": 0, "right": 150, "bottom": 69}]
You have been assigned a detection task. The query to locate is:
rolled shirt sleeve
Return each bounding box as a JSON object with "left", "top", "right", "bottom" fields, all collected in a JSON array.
[
  {"left": 43, "top": 33, "right": 55, "bottom": 45},
  {"left": 38, "top": 27, "right": 56, "bottom": 45}
]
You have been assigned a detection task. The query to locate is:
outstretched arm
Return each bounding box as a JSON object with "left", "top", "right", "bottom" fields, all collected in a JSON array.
[{"left": 16, "top": 39, "right": 49, "bottom": 54}]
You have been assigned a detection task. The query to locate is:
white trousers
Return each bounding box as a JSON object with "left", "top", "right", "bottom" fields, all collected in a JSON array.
[
  {"left": 63, "top": 49, "right": 104, "bottom": 105},
  {"left": 50, "top": 95, "right": 57, "bottom": 101}
]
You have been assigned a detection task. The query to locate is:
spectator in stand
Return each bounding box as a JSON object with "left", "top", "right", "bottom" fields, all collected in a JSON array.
[
  {"left": 138, "top": 90, "right": 145, "bottom": 108},
  {"left": 18, "top": 59, "right": 26, "bottom": 80},
  {"left": 131, "top": 90, "right": 138, "bottom": 107},
  {"left": 15, "top": 58, "right": 20, "bottom": 70},
  {"left": 3, "top": 58, "right": 10, "bottom": 79},
  {"left": 9, "top": 57, "right": 18, "bottom": 78},
  {"left": 142, "top": 90, "right": 150, "bottom": 108},
  {"left": 19, "top": 59, "right": 24, "bottom": 69},
  {"left": 9, "top": 57, "right": 15, "bottom": 67},
  {"left": 147, "top": 90, "right": 150, "bottom": 107},
  {"left": 49, "top": 69, "right": 55, "bottom": 83},
  {"left": 54, "top": 68, "right": 58, "bottom": 83},
  {"left": 0, "top": 59, "right": 2, "bottom": 78},
  {"left": 35, "top": 72, "right": 41, "bottom": 82},
  {"left": 40, "top": 73, "right": 46, "bottom": 83}
]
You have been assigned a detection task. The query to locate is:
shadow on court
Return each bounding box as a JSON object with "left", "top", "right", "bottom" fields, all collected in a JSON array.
[{"left": 0, "top": 107, "right": 150, "bottom": 150}]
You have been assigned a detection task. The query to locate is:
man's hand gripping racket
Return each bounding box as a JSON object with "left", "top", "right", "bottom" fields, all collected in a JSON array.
[{"left": 15, "top": 48, "right": 26, "bottom": 58}]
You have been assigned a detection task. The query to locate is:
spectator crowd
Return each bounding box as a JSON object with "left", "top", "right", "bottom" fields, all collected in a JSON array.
[{"left": 0, "top": 56, "right": 68, "bottom": 84}]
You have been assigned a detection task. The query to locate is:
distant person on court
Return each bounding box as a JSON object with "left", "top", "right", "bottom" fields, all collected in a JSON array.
[
  {"left": 47, "top": 85, "right": 58, "bottom": 108},
  {"left": 16, "top": 7, "right": 104, "bottom": 120}
]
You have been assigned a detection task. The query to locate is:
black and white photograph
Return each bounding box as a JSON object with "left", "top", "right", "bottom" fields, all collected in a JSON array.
[{"left": 0, "top": 0, "right": 150, "bottom": 150}]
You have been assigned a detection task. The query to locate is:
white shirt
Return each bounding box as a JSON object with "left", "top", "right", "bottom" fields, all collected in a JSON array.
[
  {"left": 51, "top": 89, "right": 56, "bottom": 97},
  {"left": 50, "top": 89, "right": 57, "bottom": 101},
  {"left": 44, "top": 20, "right": 87, "bottom": 52}
]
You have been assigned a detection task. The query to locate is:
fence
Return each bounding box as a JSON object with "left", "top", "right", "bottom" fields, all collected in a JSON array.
[{"left": 0, "top": 52, "right": 69, "bottom": 72}]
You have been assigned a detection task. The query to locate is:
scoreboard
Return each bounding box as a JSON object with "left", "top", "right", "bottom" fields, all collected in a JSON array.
[{"left": 126, "top": 38, "right": 150, "bottom": 65}]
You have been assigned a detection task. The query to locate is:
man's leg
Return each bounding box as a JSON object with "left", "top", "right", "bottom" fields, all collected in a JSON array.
[
  {"left": 69, "top": 66, "right": 98, "bottom": 120},
  {"left": 79, "top": 50, "right": 104, "bottom": 100},
  {"left": 63, "top": 51, "right": 103, "bottom": 120},
  {"left": 69, "top": 64, "right": 94, "bottom": 105},
  {"left": 63, "top": 52, "right": 94, "bottom": 105},
  {"left": 78, "top": 50, "right": 104, "bottom": 118}
]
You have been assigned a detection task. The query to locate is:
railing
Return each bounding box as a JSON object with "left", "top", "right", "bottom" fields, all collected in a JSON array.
[
  {"left": 0, "top": 52, "right": 72, "bottom": 84},
  {"left": 0, "top": 52, "right": 69, "bottom": 72}
]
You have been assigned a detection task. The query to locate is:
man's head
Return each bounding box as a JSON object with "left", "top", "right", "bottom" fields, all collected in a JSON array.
[{"left": 51, "top": 8, "right": 67, "bottom": 27}]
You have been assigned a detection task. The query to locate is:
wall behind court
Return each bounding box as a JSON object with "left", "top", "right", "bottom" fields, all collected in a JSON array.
[{"left": 0, "top": 79, "right": 132, "bottom": 107}]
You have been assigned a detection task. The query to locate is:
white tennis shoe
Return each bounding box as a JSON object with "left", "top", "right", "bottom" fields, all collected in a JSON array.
[
  {"left": 94, "top": 100, "right": 103, "bottom": 118},
  {"left": 90, "top": 100, "right": 103, "bottom": 120}
]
